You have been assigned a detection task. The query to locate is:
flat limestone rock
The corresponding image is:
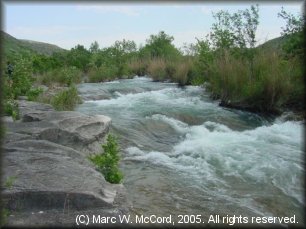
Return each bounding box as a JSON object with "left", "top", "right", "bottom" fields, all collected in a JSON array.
[
  {"left": 6, "top": 101, "right": 111, "bottom": 154},
  {"left": 2, "top": 101, "right": 128, "bottom": 226},
  {"left": 18, "top": 100, "right": 54, "bottom": 122},
  {"left": 3, "top": 140, "right": 119, "bottom": 211}
]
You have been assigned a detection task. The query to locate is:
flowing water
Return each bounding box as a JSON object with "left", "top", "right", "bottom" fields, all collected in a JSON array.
[{"left": 76, "top": 76, "right": 304, "bottom": 225}]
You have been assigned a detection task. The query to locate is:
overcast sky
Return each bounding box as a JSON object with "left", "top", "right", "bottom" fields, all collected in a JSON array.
[{"left": 3, "top": 1, "right": 304, "bottom": 50}]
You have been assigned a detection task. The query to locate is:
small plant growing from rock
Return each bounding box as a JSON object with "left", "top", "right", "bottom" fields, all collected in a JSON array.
[
  {"left": 4, "top": 176, "right": 16, "bottom": 189},
  {"left": 88, "top": 134, "right": 123, "bottom": 184},
  {"left": 4, "top": 99, "right": 20, "bottom": 121}
]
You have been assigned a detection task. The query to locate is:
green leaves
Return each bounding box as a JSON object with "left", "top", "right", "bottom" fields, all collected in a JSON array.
[
  {"left": 67, "top": 44, "right": 91, "bottom": 72},
  {"left": 3, "top": 99, "right": 19, "bottom": 121},
  {"left": 278, "top": 7, "right": 304, "bottom": 58},
  {"left": 10, "top": 58, "right": 33, "bottom": 99},
  {"left": 140, "top": 31, "right": 181, "bottom": 60},
  {"left": 50, "top": 86, "right": 82, "bottom": 111},
  {"left": 88, "top": 134, "right": 123, "bottom": 184},
  {"left": 26, "top": 87, "right": 44, "bottom": 101},
  {"left": 210, "top": 5, "right": 259, "bottom": 52}
]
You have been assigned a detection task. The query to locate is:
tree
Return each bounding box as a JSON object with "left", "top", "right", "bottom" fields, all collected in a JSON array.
[
  {"left": 241, "top": 4, "right": 259, "bottom": 79},
  {"left": 278, "top": 7, "right": 304, "bottom": 58},
  {"left": 181, "top": 42, "right": 198, "bottom": 56},
  {"left": 114, "top": 39, "right": 137, "bottom": 54},
  {"left": 112, "top": 39, "right": 137, "bottom": 75},
  {"left": 140, "top": 31, "right": 181, "bottom": 60},
  {"left": 194, "top": 37, "right": 213, "bottom": 79},
  {"left": 209, "top": 5, "right": 259, "bottom": 78},
  {"left": 210, "top": 10, "right": 235, "bottom": 52},
  {"left": 89, "top": 41, "right": 100, "bottom": 54},
  {"left": 67, "top": 45, "right": 91, "bottom": 72},
  {"left": 210, "top": 5, "right": 259, "bottom": 51}
]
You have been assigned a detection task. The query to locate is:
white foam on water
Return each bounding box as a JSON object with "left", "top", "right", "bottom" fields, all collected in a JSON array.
[
  {"left": 148, "top": 114, "right": 189, "bottom": 134},
  {"left": 78, "top": 79, "right": 304, "bottom": 218},
  {"left": 105, "top": 80, "right": 120, "bottom": 84},
  {"left": 85, "top": 87, "right": 214, "bottom": 110},
  {"left": 125, "top": 117, "right": 304, "bottom": 204}
]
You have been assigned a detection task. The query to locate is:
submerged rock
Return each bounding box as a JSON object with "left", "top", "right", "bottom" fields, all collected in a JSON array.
[{"left": 2, "top": 101, "right": 127, "bottom": 227}]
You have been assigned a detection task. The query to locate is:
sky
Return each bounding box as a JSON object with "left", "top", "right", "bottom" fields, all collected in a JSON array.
[{"left": 3, "top": 1, "right": 304, "bottom": 50}]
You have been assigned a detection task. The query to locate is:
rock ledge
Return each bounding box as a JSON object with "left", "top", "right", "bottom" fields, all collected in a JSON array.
[{"left": 2, "top": 101, "right": 128, "bottom": 227}]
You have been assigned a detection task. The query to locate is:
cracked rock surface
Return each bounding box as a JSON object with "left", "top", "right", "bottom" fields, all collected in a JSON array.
[{"left": 2, "top": 101, "right": 128, "bottom": 227}]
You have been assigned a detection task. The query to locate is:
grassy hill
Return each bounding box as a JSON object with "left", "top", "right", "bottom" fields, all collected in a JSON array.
[
  {"left": 257, "top": 33, "right": 295, "bottom": 51},
  {"left": 19, "top": 39, "right": 65, "bottom": 56},
  {"left": 2, "top": 31, "right": 35, "bottom": 58},
  {"left": 2, "top": 31, "right": 65, "bottom": 58}
]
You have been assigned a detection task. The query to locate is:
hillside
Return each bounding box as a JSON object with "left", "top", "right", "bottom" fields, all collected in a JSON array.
[
  {"left": 2, "top": 31, "right": 65, "bottom": 57},
  {"left": 2, "top": 31, "right": 35, "bottom": 57},
  {"left": 257, "top": 33, "right": 295, "bottom": 51},
  {"left": 19, "top": 39, "right": 65, "bottom": 56}
]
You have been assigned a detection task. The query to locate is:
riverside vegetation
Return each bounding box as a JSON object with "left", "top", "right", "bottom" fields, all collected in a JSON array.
[
  {"left": 0, "top": 5, "right": 304, "bottom": 225},
  {"left": 1, "top": 6, "right": 304, "bottom": 117},
  {"left": 88, "top": 134, "right": 123, "bottom": 184}
]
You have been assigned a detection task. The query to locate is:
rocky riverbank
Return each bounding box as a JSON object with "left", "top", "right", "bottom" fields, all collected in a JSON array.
[{"left": 1, "top": 100, "right": 129, "bottom": 227}]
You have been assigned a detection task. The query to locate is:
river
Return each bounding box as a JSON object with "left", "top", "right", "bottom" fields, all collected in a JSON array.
[{"left": 76, "top": 76, "right": 304, "bottom": 226}]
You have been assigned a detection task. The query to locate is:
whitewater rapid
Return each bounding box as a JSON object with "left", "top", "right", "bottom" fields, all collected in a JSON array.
[{"left": 76, "top": 76, "right": 304, "bottom": 225}]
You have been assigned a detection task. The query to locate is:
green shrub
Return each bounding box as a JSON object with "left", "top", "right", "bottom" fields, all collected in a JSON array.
[
  {"left": 58, "top": 66, "right": 82, "bottom": 86},
  {"left": 9, "top": 58, "right": 33, "bottom": 99},
  {"left": 88, "top": 65, "right": 118, "bottom": 83},
  {"left": 50, "top": 86, "right": 82, "bottom": 111},
  {"left": 88, "top": 134, "right": 123, "bottom": 184},
  {"left": 4, "top": 99, "right": 19, "bottom": 121},
  {"left": 26, "top": 87, "right": 44, "bottom": 101},
  {"left": 38, "top": 66, "right": 82, "bottom": 86}
]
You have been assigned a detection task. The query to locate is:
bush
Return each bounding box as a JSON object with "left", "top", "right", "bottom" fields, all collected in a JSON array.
[
  {"left": 50, "top": 86, "right": 82, "bottom": 111},
  {"left": 9, "top": 58, "right": 33, "bottom": 99},
  {"left": 4, "top": 99, "right": 19, "bottom": 121},
  {"left": 88, "top": 134, "right": 123, "bottom": 184},
  {"left": 38, "top": 66, "right": 82, "bottom": 86},
  {"left": 147, "top": 58, "right": 167, "bottom": 81},
  {"left": 87, "top": 65, "right": 118, "bottom": 83},
  {"left": 26, "top": 87, "right": 44, "bottom": 101}
]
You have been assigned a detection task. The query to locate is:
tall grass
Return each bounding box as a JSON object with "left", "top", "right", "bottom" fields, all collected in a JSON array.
[
  {"left": 146, "top": 58, "right": 168, "bottom": 81},
  {"left": 128, "top": 58, "right": 148, "bottom": 76},
  {"left": 87, "top": 65, "right": 120, "bottom": 83},
  {"left": 37, "top": 66, "right": 82, "bottom": 86},
  {"left": 171, "top": 59, "right": 195, "bottom": 86},
  {"left": 207, "top": 49, "right": 304, "bottom": 113},
  {"left": 50, "top": 86, "right": 82, "bottom": 111}
]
